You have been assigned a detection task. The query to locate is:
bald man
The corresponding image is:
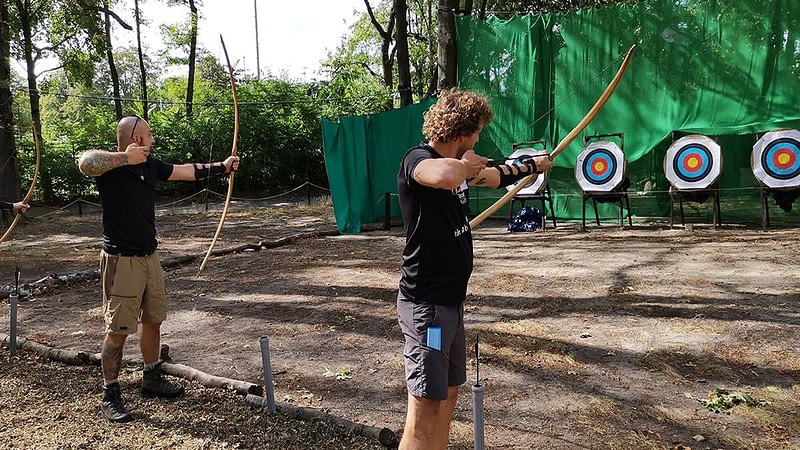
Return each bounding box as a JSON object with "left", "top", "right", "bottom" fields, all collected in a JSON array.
[{"left": 79, "top": 115, "right": 239, "bottom": 423}]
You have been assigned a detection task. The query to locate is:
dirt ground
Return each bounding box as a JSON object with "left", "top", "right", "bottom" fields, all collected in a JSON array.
[{"left": 1, "top": 197, "right": 800, "bottom": 449}]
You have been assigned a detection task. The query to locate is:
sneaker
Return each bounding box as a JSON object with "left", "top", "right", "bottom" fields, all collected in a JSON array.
[
  {"left": 141, "top": 361, "right": 185, "bottom": 399},
  {"left": 101, "top": 383, "right": 134, "bottom": 423}
]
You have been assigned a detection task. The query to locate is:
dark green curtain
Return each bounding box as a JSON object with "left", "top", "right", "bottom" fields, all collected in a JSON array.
[{"left": 322, "top": 99, "right": 435, "bottom": 233}]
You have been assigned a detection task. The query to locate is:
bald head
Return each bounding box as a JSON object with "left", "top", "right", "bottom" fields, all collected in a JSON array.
[{"left": 117, "top": 116, "right": 150, "bottom": 151}]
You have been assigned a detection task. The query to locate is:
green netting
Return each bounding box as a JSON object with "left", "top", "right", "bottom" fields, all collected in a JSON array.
[
  {"left": 322, "top": 99, "right": 435, "bottom": 233},
  {"left": 322, "top": 0, "right": 800, "bottom": 233},
  {"left": 456, "top": 0, "right": 800, "bottom": 223}
]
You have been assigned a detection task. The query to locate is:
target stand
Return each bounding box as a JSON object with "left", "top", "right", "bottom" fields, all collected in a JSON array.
[
  {"left": 576, "top": 133, "right": 632, "bottom": 229},
  {"left": 665, "top": 134, "right": 723, "bottom": 229},
  {"left": 753, "top": 130, "right": 800, "bottom": 230},
  {"left": 506, "top": 140, "right": 557, "bottom": 230}
]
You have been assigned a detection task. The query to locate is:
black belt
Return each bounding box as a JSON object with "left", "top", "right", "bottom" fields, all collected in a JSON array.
[{"left": 104, "top": 250, "right": 154, "bottom": 258}]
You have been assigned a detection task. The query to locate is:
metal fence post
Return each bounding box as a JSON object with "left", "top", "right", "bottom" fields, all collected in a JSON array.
[{"left": 259, "top": 336, "right": 277, "bottom": 413}]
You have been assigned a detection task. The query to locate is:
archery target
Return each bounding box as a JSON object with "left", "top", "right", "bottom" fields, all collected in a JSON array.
[
  {"left": 575, "top": 141, "right": 626, "bottom": 192},
  {"left": 504, "top": 148, "right": 548, "bottom": 195},
  {"left": 664, "top": 135, "right": 722, "bottom": 190},
  {"left": 752, "top": 129, "right": 800, "bottom": 189}
]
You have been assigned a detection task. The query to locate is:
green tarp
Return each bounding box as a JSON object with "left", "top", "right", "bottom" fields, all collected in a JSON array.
[
  {"left": 323, "top": 0, "right": 800, "bottom": 233},
  {"left": 322, "top": 99, "right": 435, "bottom": 233}
]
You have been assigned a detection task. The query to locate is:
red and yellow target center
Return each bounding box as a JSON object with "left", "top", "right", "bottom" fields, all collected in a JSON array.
[
  {"left": 774, "top": 149, "right": 796, "bottom": 168},
  {"left": 591, "top": 160, "right": 607, "bottom": 175},
  {"left": 685, "top": 156, "right": 700, "bottom": 170}
]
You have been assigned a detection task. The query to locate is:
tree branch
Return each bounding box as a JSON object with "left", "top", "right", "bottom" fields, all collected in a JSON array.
[{"left": 75, "top": 0, "right": 133, "bottom": 30}]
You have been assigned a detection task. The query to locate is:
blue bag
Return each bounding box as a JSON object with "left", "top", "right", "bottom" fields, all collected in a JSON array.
[{"left": 507, "top": 206, "right": 542, "bottom": 232}]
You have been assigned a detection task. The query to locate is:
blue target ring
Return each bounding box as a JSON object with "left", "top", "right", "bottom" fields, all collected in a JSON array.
[
  {"left": 761, "top": 138, "right": 800, "bottom": 180},
  {"left": 673, "top": 145, "right": 713, "bottom": 183},
  {"left": 582, "top": 148, "right": 617, "bottom": 186}
]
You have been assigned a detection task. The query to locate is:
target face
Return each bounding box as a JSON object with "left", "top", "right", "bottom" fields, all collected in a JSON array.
[
  {"left": 504, "top": 148, "right": 548, "bottom": 195},
  {"left": 752, "top": 129, "right": 800, "bottom": 189},
  {"left": 575, "top": 141, "right": 625, "bottom": 192},
  {"left": 664, "top": 135, "right": 722, "bottom": 190}
]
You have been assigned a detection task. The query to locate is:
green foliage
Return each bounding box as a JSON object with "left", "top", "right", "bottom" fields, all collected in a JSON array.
[
  {"left": 698, "top": 388, "right": 768, "bottom": 414},
  {"left": 318, "top": 8, "right": 394, "bottom": 119},
  {"left": 322, "top": 367, "right": 352, "bottom": 381}
]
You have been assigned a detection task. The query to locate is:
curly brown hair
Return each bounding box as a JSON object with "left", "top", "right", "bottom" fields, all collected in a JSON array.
[{"left": 422, "top": 88, "right": 494, "bottom": 143}]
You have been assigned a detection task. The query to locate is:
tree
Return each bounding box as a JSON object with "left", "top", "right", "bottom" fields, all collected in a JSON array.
[
  {"left": 133, "top": 0, "right": 149, "bottom": 118},
  {"left": 101, "top": 0, "right": 133, "bottom": 120},
  {"left": 161, "top": 0, "right": 201, "bottom": 120},
  {"left": 436, "top": 0, "right": 458, "bottom": 89},
  {"left": 395, "top": 0, "right": 412, "bottom": 106},
  {"left": 12, "top": 0, "right": 108, "bottom": 202},
  {"left": 364, "top": 0, "right": 396, "bottom": 110}
]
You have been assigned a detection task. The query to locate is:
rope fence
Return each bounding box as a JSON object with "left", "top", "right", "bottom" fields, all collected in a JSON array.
[{"left": 14, "top": 181, "right": 332, "bottom": 222}]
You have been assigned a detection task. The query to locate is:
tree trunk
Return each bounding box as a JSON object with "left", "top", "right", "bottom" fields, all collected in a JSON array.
[
  {"left": 395, "top": 0, "right": 412, "bottom": 106},
  {"left": 478, "top": 0, "right": 488, "bottom": 20},
  {"left": 186, "top": 0, "right": 197, "bottom": 120},
  {"left": 0, "top": 0, "right": 20, "bottom": 216},
  {"left": 364, "top": 0, "right": 396, "bottom": 110},
  {"left": 134, "top": 0, "right": 148, "bottom": 120},
  {"left": 104, "top": 0, "right": 122, "bottom": 119},
  {"left": 437, "top": 0, "right": 458, "bottom": 90}
]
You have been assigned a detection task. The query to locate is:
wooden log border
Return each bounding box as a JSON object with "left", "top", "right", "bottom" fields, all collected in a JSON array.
[{"left": 2, "top": 334, "right": 398, "bottom": 446}]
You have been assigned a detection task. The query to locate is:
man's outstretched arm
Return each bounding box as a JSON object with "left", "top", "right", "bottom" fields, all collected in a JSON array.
[{"left": 168, "top": 156, "right": 240, "bottom": 181}]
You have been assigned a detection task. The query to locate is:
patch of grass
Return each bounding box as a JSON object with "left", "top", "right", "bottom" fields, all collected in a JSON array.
[
  {"left": 698, "top": 387, "right": 766, "bottom": 414},
  {"left": 634, "top": 349, "right": 738, "bottom": 381}
]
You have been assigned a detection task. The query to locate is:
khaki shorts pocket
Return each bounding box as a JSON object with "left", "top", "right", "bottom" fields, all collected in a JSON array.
[{"left": 105, "top": 294, "right": 140, "bottom": 335}]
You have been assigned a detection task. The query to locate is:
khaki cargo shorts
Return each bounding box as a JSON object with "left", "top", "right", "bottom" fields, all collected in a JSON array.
[{"left": 100, "top": 250, "right": 167, "bottom": 335}]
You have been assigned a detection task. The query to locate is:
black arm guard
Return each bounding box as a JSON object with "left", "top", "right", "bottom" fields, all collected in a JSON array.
[
  {"left": 496, "top": 160, "right": 538, "bottom": 188},
  {"left": 0, "top": 200, "right": 13, "bottom": 210},
  {"left": 193, "top": 163, "right": 227, "bottom": 180}
]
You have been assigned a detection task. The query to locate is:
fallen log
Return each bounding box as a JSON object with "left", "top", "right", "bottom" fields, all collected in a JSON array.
[
  {"left": 1, "top": 334, "right": 93, "bottom": 365},
  {"left": 245, "top": 394, "right": 399, "bottom": 447},
  {"left": 0, "top": 270, "right": 100, "bottom": 300},
  {"left": 1, "top": 336, "right": 260, "bottom": 395},
  {"left": 163, "top": 362, "right": 263, "bottom": 396}
]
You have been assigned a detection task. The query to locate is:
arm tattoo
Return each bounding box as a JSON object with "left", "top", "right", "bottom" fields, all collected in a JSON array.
[
  {"left": 472, "top": 176, "right": 489, "bottom": 186},
  {"left": 79, "top": 150, "right": 128, "bottom": 177},
  {"left": 101, "top": 339, "right": 125, "bottom": 381}
]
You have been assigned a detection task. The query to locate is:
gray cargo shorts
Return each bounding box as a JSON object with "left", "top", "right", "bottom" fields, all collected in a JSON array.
[{"left": 396, "top": 298, "right": 466, "bottom": 400}]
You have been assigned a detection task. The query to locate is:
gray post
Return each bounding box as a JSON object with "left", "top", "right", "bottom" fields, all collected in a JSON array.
[
  {"left": 259, "top": 336, "right": 276, "bottom": 413},
  {"left": 9, "top": 293, "right": 17, "bottom": 356},
  {"left": 472, "top": 383, "right": 485, "bottom": 450}
]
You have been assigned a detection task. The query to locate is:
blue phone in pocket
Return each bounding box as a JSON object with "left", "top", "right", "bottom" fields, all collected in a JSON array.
[{"left": 427, "top": 326, "right": 442, "bottom": 350}]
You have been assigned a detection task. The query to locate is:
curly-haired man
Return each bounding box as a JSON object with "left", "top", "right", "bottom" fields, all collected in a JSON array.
[{"left": 396, "top": 88, "right": 554, "bottom": 449}]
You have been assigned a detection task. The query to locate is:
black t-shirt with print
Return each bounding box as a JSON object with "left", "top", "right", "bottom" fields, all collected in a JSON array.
[
  {"left": 397, "top": 143, "right": 473, "bottom": 306},
  {"left": 95, "top": 156, "right": 174, "bottom": 256}
]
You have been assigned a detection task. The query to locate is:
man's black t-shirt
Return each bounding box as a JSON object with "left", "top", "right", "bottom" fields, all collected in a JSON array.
[
  {"left": 96, "top": 156, "right": 174, "bottom": 256},
  {"left": 397, "top": 143, "right": 473, "bottom": 306}
]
